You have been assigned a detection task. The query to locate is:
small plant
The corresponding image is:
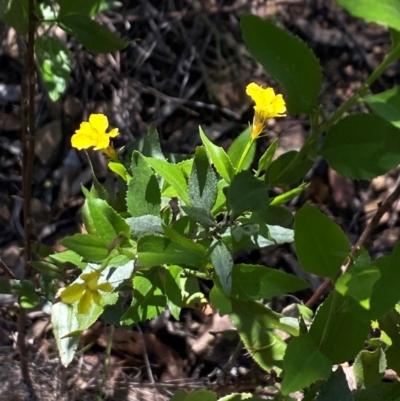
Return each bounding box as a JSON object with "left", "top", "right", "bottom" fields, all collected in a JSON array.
[{"left": 2, "top": 0, "right": 400, "bottom": 400}]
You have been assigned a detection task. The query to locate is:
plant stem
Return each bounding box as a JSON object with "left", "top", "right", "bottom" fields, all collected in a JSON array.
[{"left": 236, "top": 137, "right": 254, "bottom": 173}]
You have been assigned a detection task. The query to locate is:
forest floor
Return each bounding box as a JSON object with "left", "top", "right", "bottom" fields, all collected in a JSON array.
[{"left": 0, "top": 0, "right": 400, "bottom": 399}]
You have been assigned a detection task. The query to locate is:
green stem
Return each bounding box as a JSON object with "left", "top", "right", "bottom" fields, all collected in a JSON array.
[{"left": 236, "top": 137, "right": 255, "bottom": 173}]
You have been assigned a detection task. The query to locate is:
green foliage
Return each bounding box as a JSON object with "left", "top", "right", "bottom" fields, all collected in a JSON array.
[
  {"left": 241, "top": 14, "right": 322, "bottom": 114},
  {"left": 320, "top": 114, "right": 400, "bottom": 179},
  {"left": 295, "top": 203, "right": 349, "bottom": 280},
  {"left": 5, "top": 1, "right": 400, "bottom": 399}
]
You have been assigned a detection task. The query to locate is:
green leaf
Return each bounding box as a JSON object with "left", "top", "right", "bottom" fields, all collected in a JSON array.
[
  {"left": 336, "top": 264, "right": 381, "bottom": 310},
  {"left": 209, "top": 279, "right": 232, "bottom": 315},
  {"left": 310, "top": 292, "right": 370, "bottom": 363},
  {"left": 320, "top": 114, "right": 400, "bottom": 179},
  {"left": 227, "top": 171, "right": 269, "bottom": 218},
  {"left": 58, "top": 0, "right": 104, "bottom": 17},
  {"left": 363, "top": 86, "right": 400, "bottom": 129},
  {"left": 126, "top": 215, "right": 164, "bottom": 239},
  {"left": 127, "top": 151, "right": 161, "bottom": 217},
  {"left": 354, "top": 382, "right": 400, "bottom": 401},
  {"left": 199, "top": 127, "right": 234, "bottom": 183},
  {"left": 31, "top": 261, "right": 65, "bottom": 278},
  {"left": 163, "top": 225, "right": 207, "bottom": 256},
  {"left": 256, "top": 138, "right": 278, "bottom": 176},
  {"left": 49, "top": 250, "right": 86, "bottom": 269},
  {"left": 189, "top": 146, "right": 218, "bottom": 211},
  {"left": 337, "top": 0, "right": 400, "bottom": 31},
  {"left": 266, "top": 150, "right": 313, "bottom": 186},
  {"left": 165, "top": 265, "right": 183, "bottom": 320},
  {"left": 170, "top": 389, "right": 188, "bottom": 401},
  {"left": 3, "top": 0, "right": 28, "bottom": 35},
  {"left": 138, "top": 235, "right": 207, "bottom": 269},
  {"left": 294, "top": 203, "right": 349, "bottom": 279},
  {"left": 210, "top": 240, "right": 234, "bottom": 296},
  {"left": 270, "top": 183, "right": 308, "bottom": 207},
  {"left": 82, "top": 197, "right": 130, "bottom": 244},
  {"left": 227, "top": 127, "right": 255, "bottom": 171},
  {"left": 58, "top": 14, "right": 128, "bottom": 54},
  {"left": 219, "top": 394, "right": 264, "bottom": 401},
  {"left": 35, "top": 36, "right": 72, "bottom": 101},
  {"left": 108, "top": 161, "right": 131, "bottom": 181},
  {"left": 281, "top": 333, "right": 332, "bottom": 395},
  {"left": 241, "top": 14, "right": 322, "bottom": 114},
  {"left": 315, "top": 367, "right": 354, "bottom": 401},
  {"left": 353, "top": 348, "right": 386, "bottom": 388},
  {"left": 142, "top": 124, "right": 165, "bottom": 160},
  {"left": 0, "top": 279, "right": 36, "bottom": 296},
  {"left": 262, "top": 206, "right": 293, "bottom": 227},
  {"left": 231, "top": 264, "right": 309, "bottom": 301},
  {"left": 51, "top": 302, "right": 79, "bottom": 367},
  {"left": 181, "top": 206, "right": 216, "bottom": 228},
  {"left": 211, "top": 179, "right": 228, "bottom": 214},
  {"left": 145, "top": 157, "right": 190, "bottom": 205},
  {"left": 379, "top": 308, "right": 400, "bottom": 376},
  {"left": 120, "top": 268, "right": 166, "bottom": 325},
  {"left": 230, "top": 300, "right": 297, "bottom": 373},
  {"left": 60, "top": 233, "right": 109, "bottom": 262}
]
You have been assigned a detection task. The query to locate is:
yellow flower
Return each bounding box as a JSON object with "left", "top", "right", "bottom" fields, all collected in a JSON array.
[
  {"left": 246, "top": 82, "right": 286, "bottom": 139},
  {"left": 71, "top": 113, "right": 119, "bottom": 151},
  {"left": 61, "top": 269, "right": 114, "bottom": 314}
]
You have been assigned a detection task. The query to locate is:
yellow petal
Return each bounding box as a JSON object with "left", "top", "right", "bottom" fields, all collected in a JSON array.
[
  {"left": 93, "top": 134, "right": 110, "bottom": 150},
  {"left": 89, "top": 114, "right": 108, "bottom": 134},
  {"left": 96, "top": 282, "right": 114, "bottom": 293},
  {"left": 81, "top": 270, "right": 101, "bottom": 289},
  {"left": 77, "top": 290, "right": 92, "bottom": 314},
  {"left": 61, "top": 283, "right": 85, "bottom": 304},
  {"left": 92, "top": 290, "right": 102, "bottom": 306},
  {"left": 108, "top": 127, "right": 119, "bottom": 138}
]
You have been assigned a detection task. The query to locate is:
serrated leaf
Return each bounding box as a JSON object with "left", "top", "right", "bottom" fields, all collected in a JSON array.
[
  {"left": 142, "top": 124, "right": 165, "bottom": 160},
  {"left": 310, "top": 292, "right": 370, "bottom": 363},
  {"left": 189, "top": 146, "right": 218, "bottom": 211},
  {"left": 315, "top": 367, "right": 354, "bottom": 401},
  {"left": 337, "top": 0, "right": 400, "bottom": 31},
  {"left": 320, "top": 114, "right": 400, "bottom": 179},
  {"left": 120, "top": 268, "right": 166, "bottom": 325},
  {"left": 58, "top": 14, "right": 128, "bottom": 54},
  {"left": 49, "top": 250, "right": 86, "bottom": 268},
  {"left": 82, "top": 197, "right": 130, "bottom": 244},
  {"left": 363, "top": 86, "right": 400, "bottom": 129},
  {"left": 231, "top": 264, "right": 309, "bottom": 301},
  {"left": 227, "top": 127, "right": 255, "bottom": 171},
  {"left": 227, "top": 171, "right": 269, "bottom": 218},
  {"left": 354, "top": 382, "right": 400, "bottom": 401},
  {"left": 60, "top": 233, "right": 109, "bottom": 262},
  {"left": 127, "top": 151, "right": 161, "bottom": 217},
  {"left": 353, "top": 348, "right": 386, "bottom": 388},
  {"left": 181, "top": 206, "right": 216, "bottom": 228},
  {"left": 210, "top": 240, "right": 234, "bottom": 296},
  {"left": 241, "top": 15, "right": 322, "bottom": 114},
  {"left": 137, "top": 235, "right": 207, "bottom": 268},
  {"left": 52, "top": 302, "right": 79, "bottom": 367},
  {"left": 35, "top": 36, "right": 72, "bottom": 101},
  {"left": 199, "top": 127, "right": 234, "bottom": 183},
  {"left": 230, "top": 300, "right": 297, "bottom": 373},
  {"left": 126, "top": 215, "right": 164, "bottom": 239},
  {"left": 295, "top": 203, "right": 349, "bottom": 279},
  {"left": 145, "top": 157, "right": 190, "bottom": 205},
  {"left": 281, "top": 333, "right": 332, "bottom": 395}
]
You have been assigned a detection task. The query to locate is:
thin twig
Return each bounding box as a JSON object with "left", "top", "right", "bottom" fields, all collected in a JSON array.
[
  {"left": 0, "top": 259, "right": 16, "bottom": 279},
  {"left": 17, "top": 0, "right": 37, "bottom": 398},
  {"left": 305, "top": 180, "right": 400, "bottom": 308}
]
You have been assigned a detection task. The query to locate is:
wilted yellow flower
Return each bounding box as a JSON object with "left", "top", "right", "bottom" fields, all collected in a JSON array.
[
  {"left": 61, "top": 269, "right": 114, "bottom": 314},
  {"left": 246, "top": 82, "right": 286, "bottom": 139},
  {"left": 71, "top": 113, "right": 119, "bottom": 152}
]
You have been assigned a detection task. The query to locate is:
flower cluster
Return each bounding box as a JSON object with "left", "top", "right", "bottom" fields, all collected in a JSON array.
[
  {"left": 71, "top": 113, "right": 119, "bottom": 158},
  {"left": 61, "top": 269, "right": 114, "bottom": 314},
  {"left": 246, "top": 82, "right": 286, "bottom": 139}
]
